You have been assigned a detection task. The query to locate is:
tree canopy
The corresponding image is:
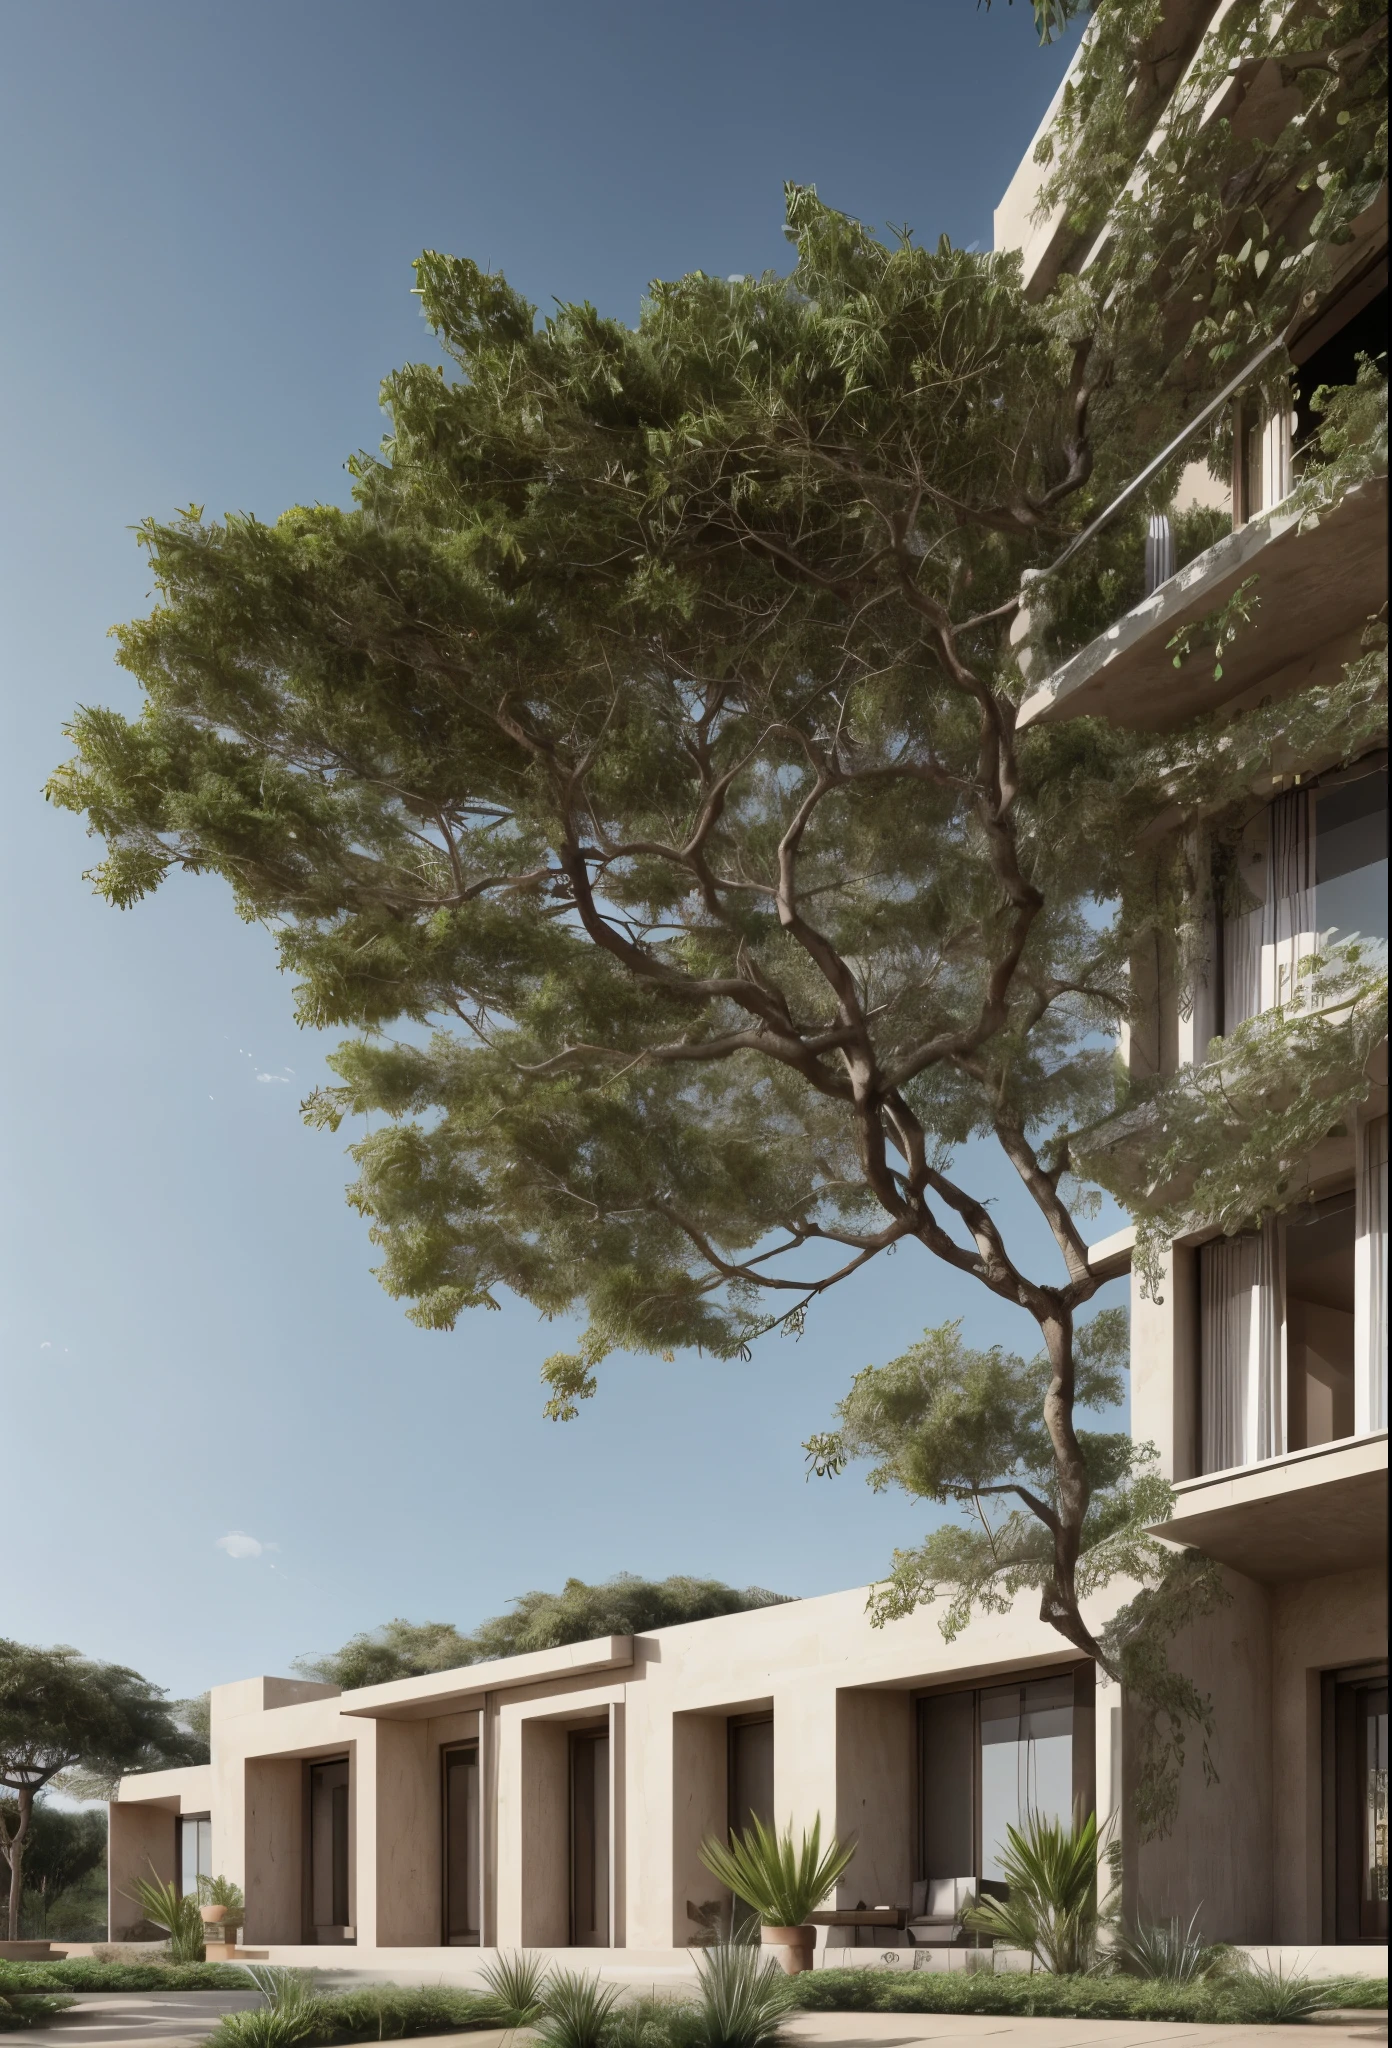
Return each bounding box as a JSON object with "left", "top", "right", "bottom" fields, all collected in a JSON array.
[
  {"left": 297, "top": 1574, "right": 791, "bottom": 1690},
  {"left": 0, "top": 1641, "right": 205, "bottom": 1940},
  {"left": 46, "top": 0, "right": 1388, "bottom": 1834}
]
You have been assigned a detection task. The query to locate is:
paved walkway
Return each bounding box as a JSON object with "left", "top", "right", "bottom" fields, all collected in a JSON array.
[{"left": 21, "top": 1996, "right": 1388, "bottom": 2048}]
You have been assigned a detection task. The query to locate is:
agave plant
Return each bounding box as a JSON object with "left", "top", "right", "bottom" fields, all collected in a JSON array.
[
  {"left": 965, "top": 1806, "right": 1100, "bottom": 1974},
  {"left": 478, "top": 1950, "right": 550, "bottom": 2027},
  {"left": 534, "top": 1969, "right": 622, "bottom": 2048},
  {"left": 126, "top": 1869, "right": 205, "bottom": 1962},
  {"left": 1116, "top": 1907, "right": 1230, "bottom": 1983},
  {"left": 681, "top": 1944, "right": 792, "bottom": 2048},
  {"left": 699, "top": 1814, "right": 855, "bottom": 1927},
  {"left": 1227, "top": 1958, "right": 1334, "bottom": 2023}
]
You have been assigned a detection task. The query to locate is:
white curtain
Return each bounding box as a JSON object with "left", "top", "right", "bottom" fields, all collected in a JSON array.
[
  {"left": 1200, "top": 1218, "right": 1286, "bottom": 1472},
  {"left": 1223, "top": 790, "right": 1316, "bottom": 1029},
  {"left": 1355, "top": 1115, "right": 1389, "bottom": 1434}
]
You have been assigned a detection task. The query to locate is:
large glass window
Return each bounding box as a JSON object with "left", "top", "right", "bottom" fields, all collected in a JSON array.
[
  {"left": 918, "top": 1669, "right": 1093, "bottom": 1900},
  {"left": 178, "top": 1815, "right": 211, "bottom": 1898},
  {"left": 443, "top": 1745, "right": 480, "bottom": 1945},
  {"left": 1198, "top": 1194, "right": 1360, "bottom": 1470}
]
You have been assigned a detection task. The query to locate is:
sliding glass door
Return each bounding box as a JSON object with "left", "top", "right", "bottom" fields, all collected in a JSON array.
[
  {"left": 1328, "top": 1670, "right": 1389, "bottom": 1942},
  {"left": 919, "top": 1668, "right": 1093, "bottom": 1896},
  {"left": 443, "top": 1745, "right": 481, "bottom": 1945}
]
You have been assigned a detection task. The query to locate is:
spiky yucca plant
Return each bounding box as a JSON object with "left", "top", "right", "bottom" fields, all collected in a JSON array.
[
  {"left": 126, "top": 1869, "right": 204, "bottom": 1962},
  {"left": 699, "top": 1815, "right": 855, "bottom": 1927},
  {"left": 534, "top": 1970, "right": 622, "bottom": 2048},
  {"left": 682, "top": 1945, "right": 792, "bottom": 2048},
  {"left": 478, "top": 1951, "right": 550, "bottom": 2027},
  {"left": 966, "top": 1807, "right": 1100, "bottom": 1974}
]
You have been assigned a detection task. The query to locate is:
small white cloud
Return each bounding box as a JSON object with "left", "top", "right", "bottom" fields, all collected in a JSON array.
[
  {"left": 255, "top": 1072, "right": 290, "bottom": 1084},
  {"left": 216, "top": 1529, "right": 277, "bottom": 1560},
  {"left": 40, "top": 1340, "right": 51, "bottom": 1350}
]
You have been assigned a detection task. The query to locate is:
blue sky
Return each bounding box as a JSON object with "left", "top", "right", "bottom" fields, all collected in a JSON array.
[{"left": 0, "top": 0, "right": 1115, "bottom": 1704}]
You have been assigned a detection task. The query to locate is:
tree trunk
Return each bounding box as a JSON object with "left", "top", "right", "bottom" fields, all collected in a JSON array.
[{"left": 3, "top": 1785, "right": 34, "bottom": 1941}]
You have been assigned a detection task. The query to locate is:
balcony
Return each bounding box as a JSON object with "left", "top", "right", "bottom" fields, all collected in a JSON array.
[
  {"left": 1017, "top": 471, "right": 1387, "bottom": 732},
  {"left": 1149, "top": 1431, "right": 1388, "bottom": 1581}
]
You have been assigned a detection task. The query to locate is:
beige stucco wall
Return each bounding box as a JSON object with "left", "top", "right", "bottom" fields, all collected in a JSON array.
[{"left": 1132, "top": 1567, "right": 1274, "bottom": 1943}]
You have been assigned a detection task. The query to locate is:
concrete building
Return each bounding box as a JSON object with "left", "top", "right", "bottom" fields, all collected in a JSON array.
[{"left": 111, "top": 1, "right": 1387, "bottom": 1979}]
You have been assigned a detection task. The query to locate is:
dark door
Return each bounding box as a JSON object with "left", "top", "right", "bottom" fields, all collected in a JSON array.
[
  {"left": 443, "top": 1745, "right": 480, "bottom": 1945},
  {"left": 1331, "top": 1676, "right": 1389, "bottom": 1942},
  {"left": 570, "top": 1729, "right": 610, "bottom": 1947},
  {"left": 728, "top": 1714, "right": 774, "bottom": 1840},
  {"left": 308, "top": 1757, "right": 351, "bottom": 1939}
]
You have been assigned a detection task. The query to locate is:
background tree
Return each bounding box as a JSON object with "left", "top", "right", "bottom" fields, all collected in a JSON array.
[
  {"left": 0, "top": 1799, "right": 106, "bottom": 1940},
  {"left": 0, "top": 1641, "right": 206, "bottom": 1940},
  {"left": 297, "top": 1573, "right": 790, "bottom": 1689},
  {"left": 47, "top": 4, "right": 1386, "bottom": 1830}
]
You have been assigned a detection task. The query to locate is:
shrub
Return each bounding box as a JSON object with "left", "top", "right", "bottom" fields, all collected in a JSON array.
[
  {"left": 791, "top": 1967, "right": 1388, "bottom": 2025},
  {"left": 699, "top": 1816, "right": 855, "bottom": 1927},
  {"left": 312, "top": 1985, "right": 494, "bottom": 2042},
  {"left": 0, "top": 1960, "right": 249, "bottom": 1991},
  {"left": 0, "top": 1989, "right": 71, "bottom": 2033}
]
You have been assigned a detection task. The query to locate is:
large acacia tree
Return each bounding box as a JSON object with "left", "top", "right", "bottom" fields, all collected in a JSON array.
[{"left": 49, "top": 8, "right": 1387, "bottom": 1829}]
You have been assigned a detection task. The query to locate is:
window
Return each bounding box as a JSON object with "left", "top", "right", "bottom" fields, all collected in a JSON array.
[
  {"left": 569, "top": 1729, "right": 610, "bottom": 1947},
  {"left": 307, "top": 1757, "right": 351, "bottom": 1939},
  {"left": 1197, "top": 1186, "right": 1374, "bottom": 1471},
  {"left": 442, "top": 1745, "right": 480, "bottom": 1946},
  {"left": 918, "top": 1669, "right": 1094, "bottom": 1896},
  {"left": 1286, "top": 1194, "right": 1357, "bottom": 1451},
  {"left": 1222, "top": 767, "right": 1387, "bottom": 1031},
  {"left": 727, "top": 1714, "right": 774, "bottom": 1839},
  {"left": 178, "top": 1814, "right": 212, "bottom": 1898}
]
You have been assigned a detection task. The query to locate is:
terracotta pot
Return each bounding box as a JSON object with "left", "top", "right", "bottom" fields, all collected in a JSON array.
[
  {"left": 760, "top": 1924, "right": 816, "bottom": 1975},
  {"left": 199, "top": 1904, "right": 227, "bottom": 1925}
]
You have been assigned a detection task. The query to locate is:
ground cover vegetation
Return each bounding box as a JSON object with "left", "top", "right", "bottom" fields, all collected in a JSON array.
[
  {"left": 47, "top": 0, "right": 1387, "bottom": 1838},
  {"left": 297, "top": 1574, "right": 791, "bottom": 1688},
  {"left": 0, "top": 1641, "right": 206, "bottom": 1942}
]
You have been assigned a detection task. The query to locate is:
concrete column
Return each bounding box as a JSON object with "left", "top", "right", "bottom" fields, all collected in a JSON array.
[
  {"left": 108, "top": 1802, "right": 176, "bottom": 1940},
  {"left": 1130, "top": 1247, "right": 1199, "bottom": 1481},
  {"left": 835, "top": 1689, "right": 913, "bottom": 1910}
]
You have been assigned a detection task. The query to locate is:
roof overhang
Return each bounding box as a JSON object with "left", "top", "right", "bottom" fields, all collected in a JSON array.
[
  {"left": 1018, "top": 474, "right": 1387, "bottom": 732},
  {"left": 1150, "top": 1433, "right": 1388, "bottom": 1582},
  {"left": 335, "top": 1635, "right": 635, "bottom": 1721}
]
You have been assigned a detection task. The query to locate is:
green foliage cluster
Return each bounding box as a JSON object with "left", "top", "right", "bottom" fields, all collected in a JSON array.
[
  {"left": 790, "top": 1966, "right": 1387, "bottom": 2022},
  {"left": 126, "top": 1872, "right": 205, "bottom": 1962},
  {"left": 1034, "top": 1, "right": 1387, "bottom": 379},
  {"left": 297, "top": 1574, "right": 790, "bottom": 1689},
  {"left": 699, "top": 1815, "right": 856, "bottom": 1927},
  {"left": 0, "top": 1959, "right": 251, "bottom": 1992},
  {"left": 0, "top": 1798, "right": 105, "bottom": 1940}
]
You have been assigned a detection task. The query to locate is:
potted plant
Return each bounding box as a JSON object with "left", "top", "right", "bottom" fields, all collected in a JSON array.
[
  {"left": 700, "top": 1814, "right": 855, "bottom": 1974},
  {"left": 196, "top": 1874, "right": 244, "bottom": 1928}
]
